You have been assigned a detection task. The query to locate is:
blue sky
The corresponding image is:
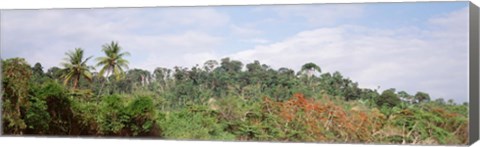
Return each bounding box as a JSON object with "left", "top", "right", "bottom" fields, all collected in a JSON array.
[{"left": 0, "top": 2, "right": 470, "bottom": 103}]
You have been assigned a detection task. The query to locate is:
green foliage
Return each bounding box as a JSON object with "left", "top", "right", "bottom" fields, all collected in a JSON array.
[
  {"left": 46, "top": 66, "right": 63, "bottom": 81},
  {"left": 60, "top": 48, "right": 94, "bottom": 89},
  {"left": 158, "top": 104, "right": 235, "bottom": 140},
  {"left": 96, "top": 41, "right": 130, "bottom": 81},
  {"left": 384, "top": 103, "right": 467, "bottom": 145},
  {"left": 415, "top": 92, "right": 431, "bottom": 103},
  {"left": 2, "top": 58, "right": 32, "bottom": 134},
  {"left": 300, "top": 62, "right": 321, "bottom": 77},
  {"left": 39, "top": 81, "right": 74, "bottom": 135},
  {"left": 376, "top": 89, "right": 401, "bottom": 108},
  {"left": 124, "top": 96, "right": 156, "bottom": 136},
  {"left": 97, "top": 95, "right": 128, "bottom": 135},
  {"left": 213, "top": 95, "right": 270, "bottom": 140},
  {"left": 97, "top": 94, "right": 159, "bottom": 136},
  {"left": 70, "top": 99, "right": 100, "bottom": 135},
  {"left": 24, "top": 95, "right": 50, "bottom": 134},
  {"left": 2, "top": 56, "right": 469, "bottom": 145},
  {"left": 31, "top": 62, "right": 50, "bottom": 84}
]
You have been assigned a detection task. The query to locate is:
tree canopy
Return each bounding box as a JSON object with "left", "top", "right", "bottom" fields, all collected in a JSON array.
[{"left": 1, "top": 41, "right": 468, "bottom": 145}]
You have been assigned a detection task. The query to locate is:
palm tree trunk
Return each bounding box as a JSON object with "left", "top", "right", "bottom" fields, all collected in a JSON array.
[
  {"left": 97, "top": 82, "right": 105, "bottom": 103},
  {"left": 73, "top": 74, "right": 80, "bottom": 90},
  {"left": 97, "top": 70, "right": 111, "bottom": 102}
]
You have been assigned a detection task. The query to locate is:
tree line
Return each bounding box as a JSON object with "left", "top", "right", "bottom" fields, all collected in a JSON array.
[{"left": 1, "top": 41, "right": 468, "bottom": 145}]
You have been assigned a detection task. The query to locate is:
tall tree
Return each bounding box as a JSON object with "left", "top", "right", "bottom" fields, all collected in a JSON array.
[
  {"left": 32, "top": 62, "right": 44, "bottom": 76},
  {"left": 447, "top": 99, "right": 455, "bottom": 105},
  {"left": 376, "top": 89, "right": 401, "bottom": 107},
  {"left": 31, "top": 62, "right": 46, "bottom": 84},
  {"left": 414, "top": 91, "right": 430, "bottom": 103},
  {"left": 153, "top": 67, "right": 172, "bottom": 92},
  {"left": 299, "top": 62, "right": 321, "bottom": 90},
  {"left": 246, "top": 60, "right": 267, "bottom": 85},
  {"left": 220, "top": 57, "right": 243, "bottom": 74},
  {"left": 60, "top": 48, "right": 94, "bottom": 89},
  {"left": 46, "top": 66, "right": 63, "bottom": 80},
  {"left": 299, "top": 62, "right": 321, "bottom": 78},
  {"left": 126, "top": 68, "right": 152, "bottom": 90},
  {"left": 96, "top": 41, "right": 130, "bottom": 95},
  {"left": 218, "top": 58, "right": 244, "bottom": 96},
  {"left": 203, "top": 60, "right": 218, "bottom": 73},
  {"left": 435, "top": 98, "right": 446, "bottom": 105},
  {"left": 96, "top": 41, "right": 130, "bottom": 81},
  {"left": 297, "top": 62, "right": 321, "bottom": 93},
  {"left": 2, "top": 58, "right": 33, "bottom": 134},
  {"left": 398, "top": 91, "right": 412, "bottom": 102},
  {"left": 278, "top": 67, "right": 295, "bottom": 77}
]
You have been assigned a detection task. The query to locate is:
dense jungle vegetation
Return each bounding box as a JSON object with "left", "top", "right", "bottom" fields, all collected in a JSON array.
[{"left": 1, "top": 41, "right": 469, "bottom": 145}]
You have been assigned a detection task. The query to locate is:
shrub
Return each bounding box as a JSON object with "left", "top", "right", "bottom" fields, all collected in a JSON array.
[
  {"left": 214, "top": 95, "right": 266, "bottom": 141},
  {"left": 124, "top": 96, "right": 158, "bottom": 136},
  {"left": 259, "top": 93, "right": 386, "bottom": 143},
  {"left": 97, "top": 95, "right": 160, "bottom": 137},
  {"left": 376, "top": 90, "right": 401, "bottom": 108},
  {"left": 2, "top": 58, "right": 32, "bottom": 134},
  {"left": 97, "top": 95, "right": 128, "bottom": 135},
  {"left": 70, "top": 99, "right": 100, "bottom": 135},
  {"left": 24, "top": 96, "right": 50, "bottom": 134},
  {"left": 158, "top": 104, "right": 234, "bottom": 140},
  {"left": 37, "top": 81, "right": 74, "bottom": 135}
]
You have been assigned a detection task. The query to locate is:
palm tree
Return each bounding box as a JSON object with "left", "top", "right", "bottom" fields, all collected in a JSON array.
[
  {"left": 60, "top": 48, "right": 94, "bottom": 89},
  {"left": 96, "top": 41, "right": 130, "bottom": 95}
]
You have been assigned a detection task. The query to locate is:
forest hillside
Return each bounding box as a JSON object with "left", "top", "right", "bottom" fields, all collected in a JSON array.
[{"left": 1, "top": 42, "right": 469, "bottom": 145}]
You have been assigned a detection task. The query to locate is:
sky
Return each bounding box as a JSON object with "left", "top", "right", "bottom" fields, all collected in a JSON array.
[{"left": 0, "top": 2, "right": 470, "bottom": 103}]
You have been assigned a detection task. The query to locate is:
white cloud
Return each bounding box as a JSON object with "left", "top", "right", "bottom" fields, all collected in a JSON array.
[
  {"left": 0, "top": 5, "right": 469, "bottom": 103},
  {"left": 115, "top": 31, "right": 223, "bottom": 72},
  {"left": 227, "top": 7, "right": 469, "bottom": 103},
  {"left": 230, "top": 24, "right": 263, "bottom": 37},
  {"left": 263, "top": 4, "right": 366, "bottom": 26},
  {"left": 1, "top": 8, "right": 228, "bottom": 72}
]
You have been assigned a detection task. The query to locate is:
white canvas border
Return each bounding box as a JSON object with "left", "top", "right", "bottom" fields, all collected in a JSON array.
[{"left": 0, "top": 0, "right": 478, "bottom": 147}]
